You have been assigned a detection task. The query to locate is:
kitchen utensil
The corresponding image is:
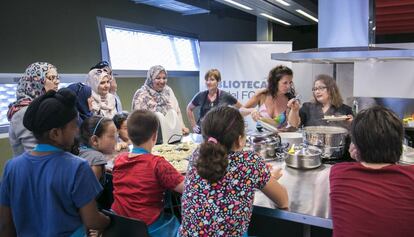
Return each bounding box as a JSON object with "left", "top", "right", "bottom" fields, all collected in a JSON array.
[{"left": 284, "top": 144, "right": 322, "bottom": 169}]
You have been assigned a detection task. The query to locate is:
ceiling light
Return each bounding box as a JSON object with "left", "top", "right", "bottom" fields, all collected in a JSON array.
[
  {"left": 260, "top": 13, "right": 291, "bottom": 26},
  {"left": 296, "top": 9, "right": 318, "bottom": 23},
  {"left": 275, "top": 0, "right": 290, "bottom": 6},
  {"left": 223, "top": 0, "right": 253, "bottom": 11}
]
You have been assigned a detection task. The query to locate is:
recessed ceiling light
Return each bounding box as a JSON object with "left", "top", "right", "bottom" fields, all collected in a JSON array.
[
  {"left": 260, "top": 13, "right": 291, "bottom": 26},
  {"left": 296, "top": 9, "right": 318, "bottom": 23},
  {"left": 275, "top": 0, "right": 290, "bottom": 6},
  {"left": 223, "top": 0, "right": 253, "bottom": 11}
]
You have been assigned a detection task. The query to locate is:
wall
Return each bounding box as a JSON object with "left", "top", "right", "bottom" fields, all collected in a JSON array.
[{"left": 0, "top": 0, "right": 256, "bottom": 174}]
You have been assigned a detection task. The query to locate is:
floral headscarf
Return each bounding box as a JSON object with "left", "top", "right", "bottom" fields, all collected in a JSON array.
[
  {"left": 86, "top": 69, "right": 116, "bottom": 118},
  {"left": 131, "top": 65, "right": 172, "bottom": 114},
  {"left": 7, "top": 62, "right": 57, "bottom": 120}
]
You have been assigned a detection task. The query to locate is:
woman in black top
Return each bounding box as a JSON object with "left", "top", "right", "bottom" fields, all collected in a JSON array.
[
  {"left": 297, "top": 74, "right": 353, "bottom": 129},
  {"left": 187, "top": 69, "right": 242, "bottom": 133}
]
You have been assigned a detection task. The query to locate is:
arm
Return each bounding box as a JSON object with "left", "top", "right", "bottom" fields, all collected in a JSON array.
[
  {"left": 186, "top": 103, "right": 197, "bottom": 130},
  {"left": 173, "top": 181, "right": 184, "bottom": 194},
  {"left": 91, "top": 165, "right": 104, "bottom": 181},
  {"left": 79, "top": 200, "right": 110, "bottom": 230},
  {"left": 261, "top": 178, "right": 289, "bottom": 210},
  {"left": 0, "top": 206, "right": 16, "bottom": 237},
  {"left": 233, "top": 101, "right": 242, "bottom": 109},
  {"left": 242, "top": 91, "right": 264, "bottom": 119},
  {"left": 287, "top": 99, "right": 301, "bottom": 128}
]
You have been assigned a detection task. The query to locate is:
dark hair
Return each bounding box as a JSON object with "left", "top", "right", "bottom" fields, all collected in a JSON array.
[
  {"left": 23, "top": 88, "right": 78, "bottom": 141},
  {"left": 351, "top": 106, "right": 403, "bottom": 163},
  {"left": 80, "top": 116, "right": 113, "bottom": 146},
  {"left": 90, "top": 61, "right": 110, "bottom": 70},
  {"left": 113, "top": 112, "right": 129, "bottom": 129},
  {"left": 196, "top": 106, "right": 245, "bottom": 183},
  {"left": 128, "top": 110, "right": 159, "bottom": 146},
  {"left": 204, "top": 69, "right": 221, "bottom": 82},
  {"left": 312, "top": 74, "right": 343, "bottom": 108},
  {"left": 263, "top": 65, "right": 295, "bottom": 99}
]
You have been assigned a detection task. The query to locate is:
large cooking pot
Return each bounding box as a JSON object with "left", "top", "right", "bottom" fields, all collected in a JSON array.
[
  {"left": 303, "top": 126, "right": 348, "bottom": 159},
  {"left": 246, "top": 130, "right": 281, "bottom": 159},
  {"left": 284, "top": 145, "right": 322, "bottom": 169}
]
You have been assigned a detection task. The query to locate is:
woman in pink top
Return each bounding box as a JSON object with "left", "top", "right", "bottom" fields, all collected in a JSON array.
[
  {"left": 330, "top": 106, "right": 414, "bottom": 237},
  {"left": 243, "top": 65, "right": 300, "bottom": 129}
]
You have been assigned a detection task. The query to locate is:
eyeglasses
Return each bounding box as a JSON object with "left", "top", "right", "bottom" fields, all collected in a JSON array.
[{"left": 312, "top": 86, "right": 327, "bottom": 92}]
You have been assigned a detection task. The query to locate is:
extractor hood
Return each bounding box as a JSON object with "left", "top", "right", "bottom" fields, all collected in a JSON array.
[{"left": 272, "top": 0, "right": 414, "bottom": 63}]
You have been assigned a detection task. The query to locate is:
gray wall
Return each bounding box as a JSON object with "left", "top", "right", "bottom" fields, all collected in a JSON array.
[{"left": 0, "top": 0, "right": 256, "bottom": 174}]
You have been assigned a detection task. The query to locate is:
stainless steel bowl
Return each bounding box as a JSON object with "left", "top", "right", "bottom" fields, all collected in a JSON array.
[
  {"left": 285, "top": 145, "right": 322, "bottom": 169},
  {"left": 247, "top": 130, "right": 281, "bottom": 159}
]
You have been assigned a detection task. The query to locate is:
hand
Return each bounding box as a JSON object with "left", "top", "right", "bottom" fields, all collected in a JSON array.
[
  {"left": 192, "top": 125, "right": 201, "bottom": 134},
  {"left": 346, "top": 114, "right": 353, "bottom": 124},
  {"left": 251, "top": 110, "right": 261, "bottom": 121},
  {"left": 182, "top": 127, "right": 190, "bottom": 135},
  {"left": 271, "top": 167, "right": 283, "bottom": 180},
  {"left": 287, "top": 98, "right": 300, "bottom": 111},
  {"left": 349, "top": 143, "right": 360, "bottom": 160}
]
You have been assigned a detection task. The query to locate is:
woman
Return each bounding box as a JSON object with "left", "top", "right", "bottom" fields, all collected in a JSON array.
[
  {"left": 67, "top": 82, "right": 93, "bottom": 124},
  {"left": 90, "top": 61, "right": 123, "bottom": 113},
  {"left": 330, "top": 106, "right": 414, "bottom": 237},
  {"left": 187, "top": 69, "right": 242, "bottom": 133},
  {"left": 298, "top": 74, "right": 352, "bottom": 128},
  {"left": 132, "top": 65, "right": 189, "bottom": 134},
  {"left": 7, "top": 62, "right": 60, "bottom": 157},
  {"left": 86, "top": 68, "right": 117, "bottom": 119},
  {"left": 244, "top": 65, "right": 300, "bottom": 129}
]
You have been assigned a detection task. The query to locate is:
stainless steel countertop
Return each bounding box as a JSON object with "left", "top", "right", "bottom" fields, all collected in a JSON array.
[{"left": 253, "top": 161, "right": 333, "bottom": 229}]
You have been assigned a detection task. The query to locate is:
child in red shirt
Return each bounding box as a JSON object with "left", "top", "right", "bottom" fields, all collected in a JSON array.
[{"left": 111, "top": 109, "right": 184, "bottom": 226}]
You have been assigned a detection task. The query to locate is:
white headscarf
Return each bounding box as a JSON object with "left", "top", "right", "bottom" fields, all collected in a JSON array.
[{"left": 86, "top": 69, "right": 116, "bottom": 118}]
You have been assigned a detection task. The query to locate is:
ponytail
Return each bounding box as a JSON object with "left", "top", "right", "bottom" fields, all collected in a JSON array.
[{"left": 195, "top": 106, "right": 245, "bottom": 183}]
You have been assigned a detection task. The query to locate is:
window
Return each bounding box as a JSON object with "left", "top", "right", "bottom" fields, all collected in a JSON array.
[
  {"left": 98, "top": 18, "right": 200, "bottom": 75},
  {"left": 0, "top": 84, "right": 17, "bottom": 127}
]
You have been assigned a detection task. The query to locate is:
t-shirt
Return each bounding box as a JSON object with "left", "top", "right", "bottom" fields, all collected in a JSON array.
[
  {"left": 78, "top": 147, "right": 108, "bottom": 166},
  {"left": 330, "top": 162, "right": 414, "bottom": 237},
  {"left": 180, "top": 150, "right": 271, "bottom": 237},
  {"left": 0, "top": 151, "right": 102, "bottom": 237},
  {"left": 190, "top": 90, "right": 237, "bottom": 125},
  {"left": 299, "top": 102, "right": 352, "bottom": 128},
  {"left": 111, "top": 152, "right": 184, "bottom": 225}
]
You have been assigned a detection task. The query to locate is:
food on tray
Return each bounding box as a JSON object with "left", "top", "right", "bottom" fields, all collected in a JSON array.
[
  {"left": 152, "top": 142, "right": 198, "bottom": 172},
  {"left": 322, "top": 115, "right": 349, "bottom": 121}
]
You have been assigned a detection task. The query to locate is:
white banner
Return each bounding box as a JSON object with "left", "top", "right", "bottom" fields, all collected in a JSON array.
[{"left": 199, "top": 41, "right": 292, "bottom": 129}]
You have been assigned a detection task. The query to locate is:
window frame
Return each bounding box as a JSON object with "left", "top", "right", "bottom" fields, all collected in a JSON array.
[{"left": 97, "top": 17, "right": 200, "bottom": 78}]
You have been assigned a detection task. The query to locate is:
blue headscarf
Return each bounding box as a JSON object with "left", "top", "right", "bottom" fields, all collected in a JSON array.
[{"left": 67, "top": 82, "right": 93, "bottom": 123}]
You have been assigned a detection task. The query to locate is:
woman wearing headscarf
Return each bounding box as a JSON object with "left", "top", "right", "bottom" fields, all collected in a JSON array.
[
  {"left": 90, "top": 61, "right": 123, "bottom": 113},
  {"left": 131, "top": 65, "right": 189, "bottom": 134},
  {"left": 7, "top": 62, "right": 60, "bottom": 157},
  {"left": 86, "top": 68, "right": 117, "bottom": 119},
  {"left": 67, "top": 82, "right": 93, "bottom": 124}
]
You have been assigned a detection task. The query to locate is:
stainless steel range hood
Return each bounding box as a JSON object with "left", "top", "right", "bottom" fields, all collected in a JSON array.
[{"left": 272, "top": 0, "right": 414, "bottom": 63}]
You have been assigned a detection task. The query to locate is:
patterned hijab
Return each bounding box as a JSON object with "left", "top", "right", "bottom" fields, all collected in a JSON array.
[
  {"left": 7, "top": 62, "right": 58, "bottom": 120},
  {"left": 136, "top": 65, "right": 172, "bottom": 114}
]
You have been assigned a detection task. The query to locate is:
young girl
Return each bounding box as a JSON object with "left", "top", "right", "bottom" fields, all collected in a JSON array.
[
  {"left": 111, "top": 109, "right": 184, "bottom": 235},
  {"left": 79, "top": 116, "right": 117, "bottom": 182},
  {"left": 180, "top": 106, "right": 289, "bottom": 237},
  {"left": 0, "top": 88, "right": 110, "bottom": 236}
]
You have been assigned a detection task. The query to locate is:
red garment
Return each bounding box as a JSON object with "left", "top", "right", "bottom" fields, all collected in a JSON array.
[
  {"left": 111, "top": 152, "right": 184, "bottom": 225},
  {"left": 330, "top": 162, "right": 414, "bottom": 237}
]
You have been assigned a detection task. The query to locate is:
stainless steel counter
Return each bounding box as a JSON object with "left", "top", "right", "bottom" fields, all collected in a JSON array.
[{"left": 253, "top": 161, "right": 333, "bottom": 229}]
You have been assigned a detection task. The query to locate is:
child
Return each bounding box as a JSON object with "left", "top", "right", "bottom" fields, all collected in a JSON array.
[
  {"left": 180, "top": 106, "right": 289, "bottom": 237},
  {"left": 79, "top": 116, "right": 117, "bottom": 182},
  {"left": 111, "top": 109, "right": 184, "bottom": 234},
  {"left": 112, "top": 112, "right": 131, "bottom": 151},
  {"left": 0, "top": 88, "right": 110, "bottom": 236}
]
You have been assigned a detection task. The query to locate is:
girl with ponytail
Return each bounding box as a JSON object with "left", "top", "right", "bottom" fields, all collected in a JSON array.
[{"left": 180, "top": 106, "right": 289, "bottom": 237}]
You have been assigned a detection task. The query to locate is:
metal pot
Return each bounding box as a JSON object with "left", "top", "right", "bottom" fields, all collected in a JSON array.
[
  {"left": 284, "top": 145, "right": 322, "bottom": 169},
  {"left": 303, "top": 126, "right": 348, "bottom": 159},
  {"left": 303, "top": 126, "right": 348, "bottom": 147},
  {"left": 246, "top": 130, "right": 281, "bottom": 159}
]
